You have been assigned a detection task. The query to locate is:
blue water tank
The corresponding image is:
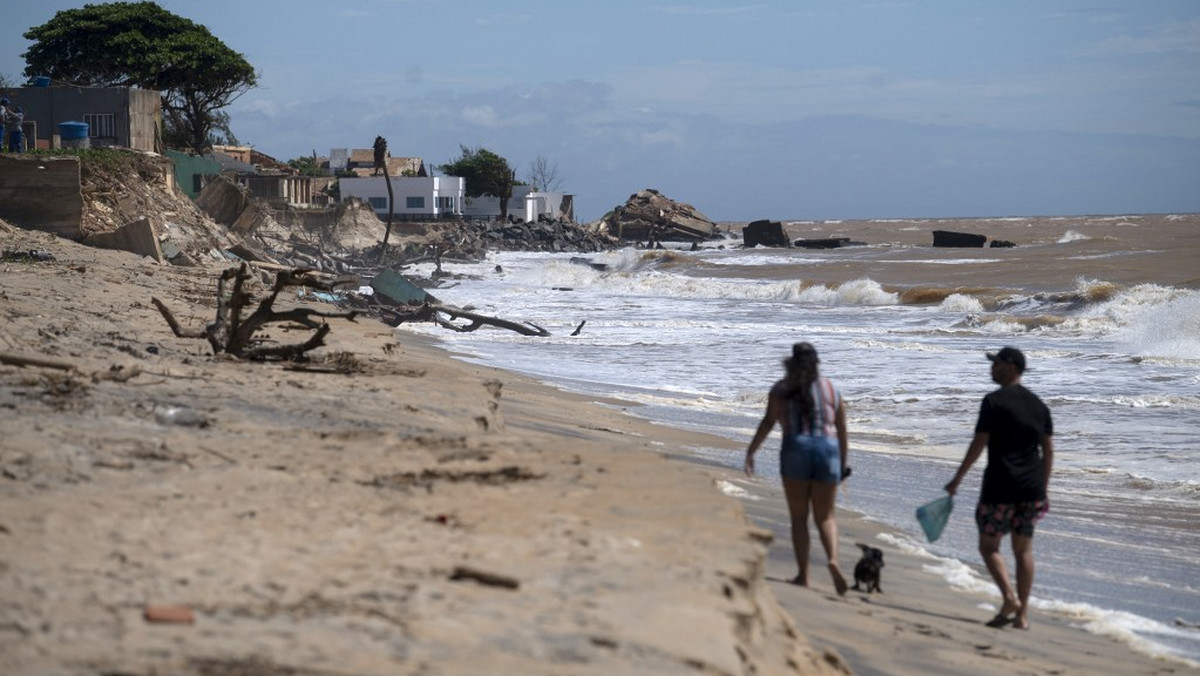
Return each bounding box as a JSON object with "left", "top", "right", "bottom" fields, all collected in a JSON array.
[
  {"left": 32, "top": 76, "right": 51, "bottom": 87},
  {"left": 59, "top": 121, "right": 89, "bottom": 140}
]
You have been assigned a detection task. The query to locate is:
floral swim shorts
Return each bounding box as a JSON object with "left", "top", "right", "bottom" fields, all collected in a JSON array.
[{"left": 975, "top": 500, "right": 1049, "bottom": 537}]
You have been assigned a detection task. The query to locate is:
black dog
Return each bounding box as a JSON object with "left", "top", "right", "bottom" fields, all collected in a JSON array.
[{"left": 851, "top": 543, "right": 885, "bottom": 593}]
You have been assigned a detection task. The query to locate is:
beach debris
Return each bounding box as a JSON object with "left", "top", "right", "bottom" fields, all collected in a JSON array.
[
  {"left": 151, "top": 263, "right": 360, "bottom": 360},
  {"left": 368, "top": 268, "right": 551, "bottom": 336},
  {"left": 569, "top": 256, "right": 609, "bottom": 271},
  {"left": 743, "top": 219, "right": 791, "bottom": 247},
  {"left": 0, "top": 351, "right": 77, "bottom": 372},
  {"left": 449, "top": 565, "right": 520, "bottom": 590},
  {"left": 1, "top": 249, "right": 55, "bottom": 262},
  {"left": 794, "top": 237, "right": 867, "bottom": 249},
  {"left": 143, "top": 605, "right": 195, "bottom": 624},
  {"left": 431, "top": 304, "right": 550, "bottom": 337},
  {"left": 593, "top": 188, "right": 718, "bottom": 244},
  {"left": 932, "top": 230, "right": 987, "bottom": 247},
  {"left": 371, "top": 268, "right": 437, "bottom": 306},
  {"left": 154, "top": 406, "right": 209, "bottom": 428},
  {"left": 91, "top": 363, "right": 143, "bottom": 383},
  {"left": 362, "top": 465, "right": 543, "bottom": 492}
]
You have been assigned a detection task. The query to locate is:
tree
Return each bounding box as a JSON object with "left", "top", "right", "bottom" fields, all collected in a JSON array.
[
  {"left": 526, "top": 153, "right": 563, "bottom": 192},
  {"left": 22, "top": 1, "right": 257, "bottom": 154},
  {"left": 440, "top": 145, "right": 517, "bottom": 219},
  {"left": 286, "top": 154, "right": 327, "bottom": 177}
]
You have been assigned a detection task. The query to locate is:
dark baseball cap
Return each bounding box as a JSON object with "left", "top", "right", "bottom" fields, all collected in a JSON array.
[{"left": 987, "top": 346, "right": 1026, "bottom": 372}]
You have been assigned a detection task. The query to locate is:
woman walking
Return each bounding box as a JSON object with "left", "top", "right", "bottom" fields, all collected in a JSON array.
[{"left": 744, "top": 342, "right": 849, "bottom": 594}]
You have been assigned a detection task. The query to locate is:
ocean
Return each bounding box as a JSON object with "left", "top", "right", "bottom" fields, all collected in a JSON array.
[{"left": 395, "top": 214, "right": 1200, "bottom": 666}]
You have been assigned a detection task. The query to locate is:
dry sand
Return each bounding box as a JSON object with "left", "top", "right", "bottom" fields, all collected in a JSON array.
[{"left": 0, "top": 223, "right": 1188, "bottom": 675}]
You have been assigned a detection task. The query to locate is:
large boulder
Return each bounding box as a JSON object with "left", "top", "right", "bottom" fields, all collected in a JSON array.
[{"left": 592, "top": 188, "right": 717, "bottom": 242}]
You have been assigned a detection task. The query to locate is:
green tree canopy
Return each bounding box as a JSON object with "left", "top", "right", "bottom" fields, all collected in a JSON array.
[
  {"left": 22, "top": 1, "right": 257, "bottom": 153},
  {"left": 439, "top": 145, "right": 517, "bottom": 218},
  {"left": 286, "top": 155, "right": 327, "bottom": 177}
]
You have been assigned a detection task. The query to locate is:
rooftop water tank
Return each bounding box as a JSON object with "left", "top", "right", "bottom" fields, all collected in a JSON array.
[{"left": 59, "top": 121, "right": 90, "bottom": 149}]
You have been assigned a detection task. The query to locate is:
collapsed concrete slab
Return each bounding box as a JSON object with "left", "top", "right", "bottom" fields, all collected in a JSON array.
[
  {"left": 794, "top": 237, "right": 866, "bottom": 249},
  {"left": 592, "top": 189, "right": 717, "bottom": 242},
  {"left": 83, "top": 217, "right": 163, "bottom": 263},
  {"left": 932, "top": 230, "right": 987, "bottom": 247},
  {"left": 742, "top": 220, "right": 790, "bottom": 247}
]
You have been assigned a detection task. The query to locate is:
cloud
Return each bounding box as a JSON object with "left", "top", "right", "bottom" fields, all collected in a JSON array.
[
  {"left": 653, "top": 4, "right": 766, "bottom": 16},
  {"left": 226, "top": 71, "right": 1200, "bottom": 222},
  {"left": 460, "top": 105, "right": 498, "bottom": 127},
  {"left": 1084, "top": 18, "right": 1200, "bottom": 56}
]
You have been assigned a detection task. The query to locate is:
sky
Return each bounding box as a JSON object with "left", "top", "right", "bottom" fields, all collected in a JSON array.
[{"left": 3, "top": 1, "right": 1199, "bottom": 222}]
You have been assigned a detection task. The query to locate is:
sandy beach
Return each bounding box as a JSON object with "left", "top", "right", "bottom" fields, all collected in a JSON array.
[{"left": 1, "top": 222, "right": 1189, "bottom": 675}]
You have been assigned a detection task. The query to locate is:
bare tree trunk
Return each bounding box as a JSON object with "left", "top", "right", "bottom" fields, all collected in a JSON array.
[{"left": 378, "top": 161, "right": 394, "bottom": 262}]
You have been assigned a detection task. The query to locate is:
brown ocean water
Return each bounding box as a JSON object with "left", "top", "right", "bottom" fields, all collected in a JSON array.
[
  {"left": 714, "top": 213, "right": 1200, "bottom": 293},
  {"left": 406, "top": 213, "right": 1200, "bottom": 664}
]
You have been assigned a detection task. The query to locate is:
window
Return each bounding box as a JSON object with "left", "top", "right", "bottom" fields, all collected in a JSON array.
[
  {"left": 406, "top": 196, "right": 425, "bottom": 209},
  {"left": 82, "top": 113, "right": 115, "bottom": 138},
  {"left": 436, "top": 196, "right": 454, "bottom": 210},
  {"left": 368, "top": 197, "right": 387, "bottom": 210}
]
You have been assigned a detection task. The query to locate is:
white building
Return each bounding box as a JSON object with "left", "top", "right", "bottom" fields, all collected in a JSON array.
[
  {"left": 338, "top": 175, "right": 464, "bottom": 220},
  {"left": 461, "top": 187, "right": 574, "bottom": 223},
  {"left": 339, "top": 175, "right": 574, "bottom": 222}
]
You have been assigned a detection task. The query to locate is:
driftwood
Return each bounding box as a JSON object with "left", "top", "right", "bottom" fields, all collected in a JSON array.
[
  {"left": 377, "top": 300, "right": 550, "bottom": 337},
  {"left": 0, "top": 351, "right": 77, "bottom": 371},
  {"left": 449, "top": 565, "right": 520, "bottom": 590},
  {"left": 432, "top": 304, "right": 550, "bottom": 337},
  {"left": 152, "top": 263, "right": 360, "bottom": 360}
]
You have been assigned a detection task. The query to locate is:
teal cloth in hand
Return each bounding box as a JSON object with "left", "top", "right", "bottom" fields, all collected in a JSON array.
[{"left": 916, "top": 495, "right": 954, "bottom": 542}]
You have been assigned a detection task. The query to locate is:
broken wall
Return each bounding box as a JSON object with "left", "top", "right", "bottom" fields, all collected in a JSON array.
[{"left": 0, "top": 156, "right": 83, "bottom": 239}]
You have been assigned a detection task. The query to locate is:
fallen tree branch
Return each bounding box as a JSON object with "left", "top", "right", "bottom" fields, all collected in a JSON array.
[
  {"left": 432, "top": 305, "right": 550, "bottom": 337},
  {"left": 152, "top": 263, "right": 360, "bottom": 360},
  {"left": 0, "top": 351, "right": 77, "bottom": 371}
]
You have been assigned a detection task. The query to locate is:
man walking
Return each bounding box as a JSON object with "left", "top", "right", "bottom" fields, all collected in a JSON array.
[{"left": 946, "top": 346, "right": 1054, "bottom": 631}]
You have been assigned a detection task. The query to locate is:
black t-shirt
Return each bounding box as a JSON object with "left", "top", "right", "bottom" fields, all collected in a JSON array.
[{"left": 975, "top": 384, "right": 1053, "bottom": 503}]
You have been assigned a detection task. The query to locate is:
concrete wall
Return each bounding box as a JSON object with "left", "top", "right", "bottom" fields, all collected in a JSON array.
[
  {"left": 12, "top": 85, "right": 160, "bottom": 152},
  {"left": 0, "top": 156, "right": 83, "bottom": 239},
  {"left": 128, "top": 88, "right": 161, "bottom": 152}
]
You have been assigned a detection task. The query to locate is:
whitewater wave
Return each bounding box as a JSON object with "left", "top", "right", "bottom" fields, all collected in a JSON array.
[
  {"left": 939, "top": 293, "right": 985, "bottom": 313},
  {"left": 1113, "top": 292, "right": 1200, "bottom": 361},
  {"left": 874, "top": 532, "right": 1200, "bottom": 669},
  {"left": 957, "top": 281, "right": 1200, "bottom": 346}
]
